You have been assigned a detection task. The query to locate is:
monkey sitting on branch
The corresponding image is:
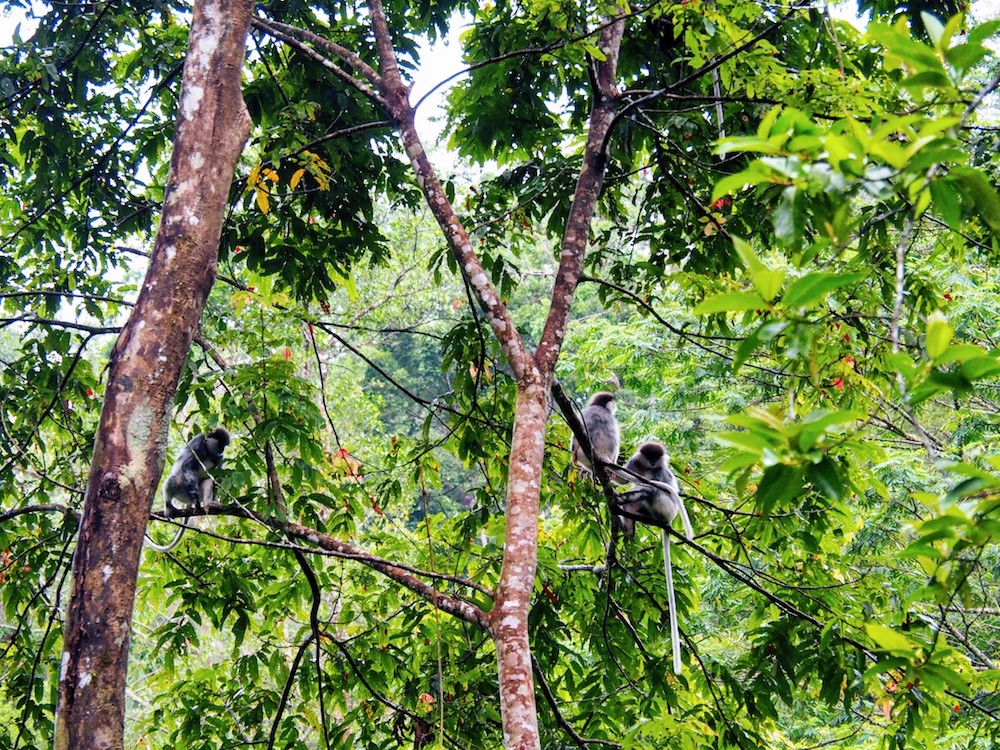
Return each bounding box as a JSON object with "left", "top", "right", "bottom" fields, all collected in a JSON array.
[
  {"left": 570, "top": 391, "right": 626, "bottom": 484},
  {"left": 146, "top": 426, "right": 230, "bottom": 552},
  {"left": 614, "top": 441, "right": 693, "bottom": 675}
]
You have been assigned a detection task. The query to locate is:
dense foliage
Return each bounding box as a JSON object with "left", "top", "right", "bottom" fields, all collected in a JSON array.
[{"left": 1, "top": 0, "right": 1000, "bottom": 747}]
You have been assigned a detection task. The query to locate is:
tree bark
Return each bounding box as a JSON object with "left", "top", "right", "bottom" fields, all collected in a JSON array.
[
  {"left": 53, "top": 2, "right": 253, "bottom": 748},
  {"left": 489, "top": 380, "right": 549, "bottom": 748}
]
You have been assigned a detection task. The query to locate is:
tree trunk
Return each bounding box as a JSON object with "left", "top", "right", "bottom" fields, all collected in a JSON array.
[
  {"left": 489, "top": 380, "right": 550, "bottom": 748},
  {"left": 53, "top": 2, "right": 253, "bottom": 748}
]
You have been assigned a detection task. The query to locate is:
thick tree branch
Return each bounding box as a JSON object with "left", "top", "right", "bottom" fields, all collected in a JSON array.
[
  {"left": 283, "top": 518, "right": 490, "bottom": 629},
  {"left": 364, "top": 0, "right": 531, "bottom": 383},
  {"left": 151, "top": 506, "right": 494, "bottom": 598},
  {"left": 535, "top": 14, "right": 626, "bottom": 374},
  {"left": 161, "top": 499, "right": 492, "bottom": 628}
]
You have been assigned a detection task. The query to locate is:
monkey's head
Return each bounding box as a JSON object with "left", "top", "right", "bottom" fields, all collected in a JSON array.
[
  {"left": 587, "top": 391, "right": 617, "bottom": 414},
  {"left": 635, "top": 441, "right": 666, "bottom": 467},
  {"left": 209, "top": 426, "right": 231, "bottom": 448}
]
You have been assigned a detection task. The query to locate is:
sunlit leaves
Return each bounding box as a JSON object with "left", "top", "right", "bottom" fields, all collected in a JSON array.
[
  {"left": 247, "top": 164, "right": 279, "bottom": 214},
  {"left": 924, "top": 311, "right": 953, "bottom": 360},
  {"left": 782, "top": 272, "right": 866, "bottom": 310},
  {"left": 693, "top": 291, "right": 766, "bottom": 315},
  {"left": 732, "top": 237, "right": 784, "bottom": 302},
  {"left": 867, "top": 622, "right": 917, "bottom": 657}
]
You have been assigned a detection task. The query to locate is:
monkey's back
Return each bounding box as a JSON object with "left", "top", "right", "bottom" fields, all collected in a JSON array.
[
  {"left": 581, "top": 405, "right": 620, "bottom": 465},
  {"left": 163, "top": 452, "right": 192, "bottom": 502}
]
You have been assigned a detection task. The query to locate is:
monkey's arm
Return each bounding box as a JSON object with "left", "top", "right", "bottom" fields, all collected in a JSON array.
[
  {"left": 614, "top": 488, "right": 660, "bottom": 523},
  {"left": 614, "top": 490, "right": 686, "bottom": 532},
  {"left": 204, "top": 439, "right": 224, "bottom": 470},
  {"left": 607, "top": 463, "right": 674, "bottom": 492},
  {"left": 184, "top": 473, "right": 202, "bottom": 508}
]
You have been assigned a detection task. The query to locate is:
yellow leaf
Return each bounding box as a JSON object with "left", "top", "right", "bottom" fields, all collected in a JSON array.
[
  {"left": 255, "top": 187, "right": 270, "bottom": 214},
  {"left": 290, "top": 168, "right": 306, "bottom": 190},
  {"left": 246, "top": 164, "right": 261, "bottom": 189}
]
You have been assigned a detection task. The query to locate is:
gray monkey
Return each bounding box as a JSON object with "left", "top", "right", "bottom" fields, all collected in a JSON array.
[
  {"left": 616, "top": 442, "right": 693, "bottom": 674},
  {"left": 570, "top": 392, "right": 621, "bottom": 478},
  {"left": 147, "top": 427, "right": 230, "bottom": 552}
]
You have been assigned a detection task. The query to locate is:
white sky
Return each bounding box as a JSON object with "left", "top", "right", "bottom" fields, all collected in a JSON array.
[{"left": 411, "top": 21, "right": 467, "bottom": 137}]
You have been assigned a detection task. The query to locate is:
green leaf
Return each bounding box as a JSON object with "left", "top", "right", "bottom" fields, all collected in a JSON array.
[
  {"left": 756, "top": 464, "right": 806, "bottom": 514},
  {"left": 757, "top": 104, "right": 783, "bottom": 138},
  {"left": 900, "top": 70, "right": 952, "bottom": 93},
  {"left": 925, "top": 311, "right": 954, "bottom": 360},
  {"left": 735, "top": 320, "right": 789, "bottom": 370},
  {"left": 959, "top": 356, "right": 1000, "bottom": 381},
  {"left": 783, "top": 272, "right": 866, "bottom": 309},
  {"left": 863, "top": 656, "right": 911, "bottom": 681},
  {"left": 808, "top": 456, "right": 843, "bottom": 501},
  {"left": 719, "top": 452, "right": 761, "bottom": 472},
  {"left": 715, "top": 430, "right": 770, "bottom": 454},
  {"left": 922, "top": 663, "right": 971, "bottom": 695},
  {"left": 754, "top": 269, "right": 785, "bottom": 303},
  {"left": 969, "top": 18, "right": 1000, "bottom": 46},
  {"left": 898, "top": 543, "right": 945, "bottom": 560},
  {"left": 921, "top": 12, "right": 945, "bottom": 47},
  {"left": 930, "top": 178, "right": 961, "bottom": 229},
  {"left": 951, "top": 166, "right": 1000, "bottom": 233},
  {"left": 733, "top": 236, "right": 764, "bottom": 274},
  {"left": 693, "top": 292, "right": 766, "bottom": 315},
  {"left": 944, "top": 476, "right": 993, "bottom": 504},
  {"left": 715, "top": 136, "right": 784, "bottom": 156},
  {"left": 946, "top": 42, "right": 991, "bottom": 71},
  {"left": 711, "top": 169, "right": 769, "bottom": 200},
  {"left": 774, "top": 186, "right": 804, "bottom": 246},
  {"left": 938, "top": 12, "right": 965, "bottom": 51},
  {"left": 865, "top": 623, "right": 915, "bottom": 656},
  {"left": 867, "top": 23, "right": 946, "bottom": 72},
  {"left": 795, "top": 409, "right": 858, "bottom": 452}
]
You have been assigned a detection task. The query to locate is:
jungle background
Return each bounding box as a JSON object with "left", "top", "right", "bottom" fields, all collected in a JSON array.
[{"left": 2, "top": 0, "right": 1000, "bottom": 747}]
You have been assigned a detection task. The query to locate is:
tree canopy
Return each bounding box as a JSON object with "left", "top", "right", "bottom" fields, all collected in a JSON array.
[{"left": 1, "top": 0, "right": 1000, "bottom": 748}]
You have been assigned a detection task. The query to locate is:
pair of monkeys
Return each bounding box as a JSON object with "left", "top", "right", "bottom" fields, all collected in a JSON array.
[
  {"left": 571, "top": 391, "right": 692, "bottom": 675},
  {"left": 147, "top": 426, "right": 230, "bottom": 552}
]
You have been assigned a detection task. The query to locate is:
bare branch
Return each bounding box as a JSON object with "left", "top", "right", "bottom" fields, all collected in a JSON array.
[
  {"left": 0, "top": 504, "right": 80, "bottom": 523},
  {"left": 251, "top": 17, "right": 387, "bottom": 107}
]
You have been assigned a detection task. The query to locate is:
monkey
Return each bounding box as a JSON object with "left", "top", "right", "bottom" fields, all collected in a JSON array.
[
  {"left": 570, "top": 392, "right": 622, "bottom": 480},
  {"left": 615, "top": 441, "right": 693, "bottom": 675},
  {"left": 146, "top": 427, "right": 230, "bottom": 552}
]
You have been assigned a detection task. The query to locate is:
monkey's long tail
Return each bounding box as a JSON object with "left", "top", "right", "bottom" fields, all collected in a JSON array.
[
  {"left": 145, "top": 518, "right": 188, "bottom": 552},
  {"left": 663, "top": 529, "right": 682, "bottom": 675},
  {"left": 674, "top": 492, "right": 694, "bottom": 541}
]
